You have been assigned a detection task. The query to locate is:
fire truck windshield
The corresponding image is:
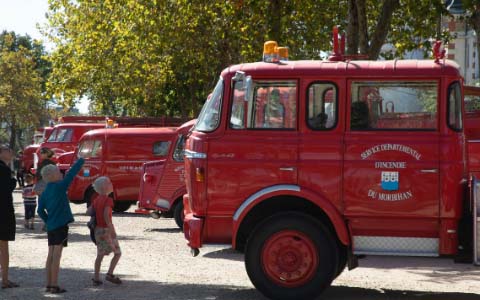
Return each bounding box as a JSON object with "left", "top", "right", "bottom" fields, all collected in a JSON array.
[{"left": 195, "top": 77, "right": 223, "bottom": 132}]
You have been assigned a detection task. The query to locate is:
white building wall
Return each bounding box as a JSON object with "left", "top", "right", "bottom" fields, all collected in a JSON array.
[{"left": 444, "top": 16, "right": 478, "bottom": 84}]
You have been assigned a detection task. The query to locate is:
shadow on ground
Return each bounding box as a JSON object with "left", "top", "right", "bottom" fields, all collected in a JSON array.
[{"left": 4, "top": 266, "right": 480, "bottom": 300}]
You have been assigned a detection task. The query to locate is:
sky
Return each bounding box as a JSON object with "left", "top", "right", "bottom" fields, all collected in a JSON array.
[{"left": 0, "top": 0, "right": 89, "bottom": 113}]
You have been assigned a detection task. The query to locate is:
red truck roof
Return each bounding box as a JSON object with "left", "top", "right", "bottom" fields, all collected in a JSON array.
[{"left": 226, "top": 59, "right": 460, "bottom": 78}]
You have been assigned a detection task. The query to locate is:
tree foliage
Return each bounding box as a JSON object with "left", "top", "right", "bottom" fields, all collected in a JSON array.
[
  {"left": 0, "top": 31, "right": 50, "bottom": 150},
  {"left": 45, "top": 0, "right": 449, "bottom": 117}
]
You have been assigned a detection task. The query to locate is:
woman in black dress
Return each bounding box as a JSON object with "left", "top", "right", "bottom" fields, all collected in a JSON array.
[{"left": 0, "top": 144, "right": 19, "bottom": 289}]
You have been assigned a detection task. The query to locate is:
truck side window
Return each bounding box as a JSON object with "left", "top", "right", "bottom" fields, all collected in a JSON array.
[
  {"left": 47, "top": 129, "right": 58, "bottom": 142},
  {"left": 230, "top": 81, "right": 297, "bottom": 129},
  {"left": 196, "top": 77, "right": 223, "bottom": 132},
  {"left": 307, "top": 83, "right": 337, "bottom": 130},
  {"left": 153, "top": 141, "right": 171, "bottom": 156},
  {"left": 350, "top": 81, "right": 438, "bottom": 130},
  {"left": 173, "top": 135, "right": 186, "bottom": 162},
  {"left": 78, "top": 140, "right": 102, "bottom": 158},
  {"left": 448, "top": 82, "right": 462, "bottom": 131},
  {"left": 91, "top": 140, "right": 102, "bottom": 158},
  {"left": 57, "top": 128, "right": 73, "bottom": 142}
]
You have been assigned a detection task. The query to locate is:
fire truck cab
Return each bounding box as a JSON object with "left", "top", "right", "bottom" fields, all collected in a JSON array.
[
  {"left": 183, "top": 42, "right": 472, "bottom": 299},
  {"left": 137, "top": 119, "right": 196, "bottom": 229}
]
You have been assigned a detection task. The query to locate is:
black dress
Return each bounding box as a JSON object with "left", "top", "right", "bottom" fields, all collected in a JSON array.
[{"left": 0, "top": 160, "right": 17, "bottom": 241}]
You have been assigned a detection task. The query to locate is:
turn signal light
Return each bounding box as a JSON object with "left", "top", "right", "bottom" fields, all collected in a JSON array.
[{"left": 195, "top": 167, "right": 205, "bottom": 182}]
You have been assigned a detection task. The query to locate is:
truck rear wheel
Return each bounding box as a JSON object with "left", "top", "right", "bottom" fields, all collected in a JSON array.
[
  {"left": 113, "top": 201, "right": 131, "bottom": 213},
  {"left": 245, "top": 213, "right": 337, "bottom": 300},
  {"left": 173, "top": 201, "right": 184, "bottom": 230}
]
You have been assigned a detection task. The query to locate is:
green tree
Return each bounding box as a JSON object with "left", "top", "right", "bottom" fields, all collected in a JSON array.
[
  {"left": 44, "top": 0, "right": 450, "bottom": 117},
  {"left": 0, "top": 32, "right": 46, "bottom": 150}
]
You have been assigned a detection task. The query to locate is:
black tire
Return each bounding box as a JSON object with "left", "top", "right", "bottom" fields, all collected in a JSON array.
[
  {"left": 334, "top": 245, "right": 348, "bottom": 279},
  {"left": 113, "top": 201, "right": 131, "bottom": 213},
  {"left": 245, "top": 212, "right": 338, "bottom": 300},
  {"left": 173, "top": 201, "right": 184, "bottom": 230}
]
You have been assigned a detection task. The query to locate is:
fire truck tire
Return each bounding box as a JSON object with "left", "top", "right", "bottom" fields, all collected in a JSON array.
[
  {"left": 173, "top": 201, "right": 184, "bottom": 230},
  {"left": 113, "top": 202, "right": 131, "bottom": 213},
  {"left": 245, "top": 213, "right": 337, "bottom": 300},
  {"left": 335, "top": 245, "right": 347, "bottom": 279}
]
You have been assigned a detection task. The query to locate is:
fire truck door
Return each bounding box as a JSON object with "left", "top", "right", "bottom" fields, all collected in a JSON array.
[
  {"left": 344, "top": 80, "right": 440, "bottom": 256},
  {"left": 207, "top": 81, "right": 299, "bottom": 217}
]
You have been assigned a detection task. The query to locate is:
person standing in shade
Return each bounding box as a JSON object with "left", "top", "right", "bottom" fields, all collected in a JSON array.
[
  {"left": 37, "top": 157, "right": 84, "bottom": 294},
  {"left": 0, "top": 144, "right": 19, "bottom": 289},
  {"left": 14, "top": 150, "right": 24, "bottom": 188}
]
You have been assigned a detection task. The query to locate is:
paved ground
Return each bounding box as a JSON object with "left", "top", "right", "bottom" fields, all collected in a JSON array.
[{"left": 2, "top": 190, "right": 480, "bottom": 300}]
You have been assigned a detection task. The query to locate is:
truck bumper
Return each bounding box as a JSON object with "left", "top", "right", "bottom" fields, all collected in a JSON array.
[{"left": 183, "top": 213, "right": 204, "bottom": 249}]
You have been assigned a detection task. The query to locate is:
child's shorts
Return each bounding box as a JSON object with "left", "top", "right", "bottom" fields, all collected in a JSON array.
[
  {"left": 24, "top": 204, "right": 36, "bottom": 220},
  {"left": 47, "top": 225, "right": 69, "bottom": 247},
  {"left": 94, "top": 227, "right": 121, "bottom": 255}
]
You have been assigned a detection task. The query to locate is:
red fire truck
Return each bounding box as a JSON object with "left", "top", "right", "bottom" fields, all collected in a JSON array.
[
  {"left": 183, "top": 39, "right": 476, "bottom": 299},
  {"left": 137, "top": 119, "right": 196, "bottom": 228},
  {"left": 21, "top": 126, "right": 53, "bottom": 174},
  {"left": 67, "top": 126, "right": 184, "bottom": 212},
  {"left": 34, "top": 116, "right": 187, "bottom": 172}
]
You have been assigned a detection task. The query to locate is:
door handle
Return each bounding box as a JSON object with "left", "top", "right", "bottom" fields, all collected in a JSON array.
[
  {"left": 420, "top": 169, "right": 438, "bottom": 173},
  {"left": 279, "top": 167, "right": 295, "bottom": 171}
]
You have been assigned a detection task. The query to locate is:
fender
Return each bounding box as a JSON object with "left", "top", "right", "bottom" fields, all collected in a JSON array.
[{"left": 232, "top": 184, "right": 350, "bottom": 248}]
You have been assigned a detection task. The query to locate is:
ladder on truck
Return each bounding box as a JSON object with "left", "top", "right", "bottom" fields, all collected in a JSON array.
[{"left": 474, "top": 177, "right": 480, "bottom": 265}]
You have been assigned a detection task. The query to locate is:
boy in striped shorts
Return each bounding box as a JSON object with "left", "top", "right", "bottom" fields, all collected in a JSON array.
[{"left": 22, "top": 174, "right": 37, "bottom": 230}]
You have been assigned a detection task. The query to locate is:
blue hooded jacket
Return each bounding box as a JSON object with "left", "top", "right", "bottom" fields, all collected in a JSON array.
[{"left": 37, "top": 158, "right": 84, "bottom": 231}]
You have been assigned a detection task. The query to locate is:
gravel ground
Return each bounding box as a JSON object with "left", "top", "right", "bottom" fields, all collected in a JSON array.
[{"left": 2, "top": 190, "right": 480, "bottom": 300}]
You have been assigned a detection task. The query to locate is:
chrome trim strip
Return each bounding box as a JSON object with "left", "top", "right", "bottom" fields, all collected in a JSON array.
[
  {"left": 353, "top": 236, "right": 439, "bottom": 257},
  {"left": 185, "top": 150, "right": 207, "bottom": 159},
  {"left": 233, "top": 185, "right": 301, "bottom": 221}
]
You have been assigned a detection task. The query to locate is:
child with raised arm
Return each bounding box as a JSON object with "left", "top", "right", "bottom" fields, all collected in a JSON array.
[
  {"left": 37, "top": 157, "right": 84, "bottom": 294},
  {"left": 89, "top": 176, "right": 122, "bottom": 286}
]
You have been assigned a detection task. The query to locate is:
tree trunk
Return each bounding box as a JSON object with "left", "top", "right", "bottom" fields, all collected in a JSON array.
[
  {"left": 356, "top": 0, "right": 369, "bottom": 54},
  {"left": 9, "top": 118, "right": 16, "bottom": 151},
  {"left": 367, "top": 0, "right": 399, "bottom": 59},
  {"left": 268, "top": 0, "right": 282, "bottom": 41},
  {"left": 346, "top": 0, "right": 359, "bottom": 55}
]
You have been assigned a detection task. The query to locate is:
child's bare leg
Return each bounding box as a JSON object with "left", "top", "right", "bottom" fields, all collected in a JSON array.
[
  {"left": 107, "top": 252, "right": 121, "bottom": 276},
  {"left": 50, "top": 245, "right": 63, "bottom": 287},
  {"left": 94, "top": 251, "right": 104, "bottom": 281},
  {"left": 46, "top": 246, "right": 54, "bottom": 287}
]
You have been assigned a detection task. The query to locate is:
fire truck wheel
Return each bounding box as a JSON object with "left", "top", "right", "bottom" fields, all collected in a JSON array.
[
  {"left": 113, "top": 202, "right": 131, "bottom": 213},
  {"left": 173, "top": 201, "right": 184, "bottom": 230},
  {"left": 245, "top": 213, "right": 337, "bottom": 300}
]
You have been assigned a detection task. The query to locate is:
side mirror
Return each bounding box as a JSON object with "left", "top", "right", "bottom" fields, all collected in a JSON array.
[{"left": 232, "top": 71, "right": 245, "bottom": 83}]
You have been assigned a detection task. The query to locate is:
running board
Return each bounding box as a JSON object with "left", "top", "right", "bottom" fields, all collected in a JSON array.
[{"left": 353, "top": 236, "right": 439, "bottom": 257}]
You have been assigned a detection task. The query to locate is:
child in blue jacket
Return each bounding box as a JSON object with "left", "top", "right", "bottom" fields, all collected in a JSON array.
[{"left": 37, "top": 157, "right": 84, "bottom": 294}]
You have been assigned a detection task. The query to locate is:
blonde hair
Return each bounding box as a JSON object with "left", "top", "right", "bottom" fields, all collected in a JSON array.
[
  {"left": 93, "top": 176, "right": 112, "bottom": 195},
  {"left": 41, "top": 164, "right": 59, "bottom": 182}
]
